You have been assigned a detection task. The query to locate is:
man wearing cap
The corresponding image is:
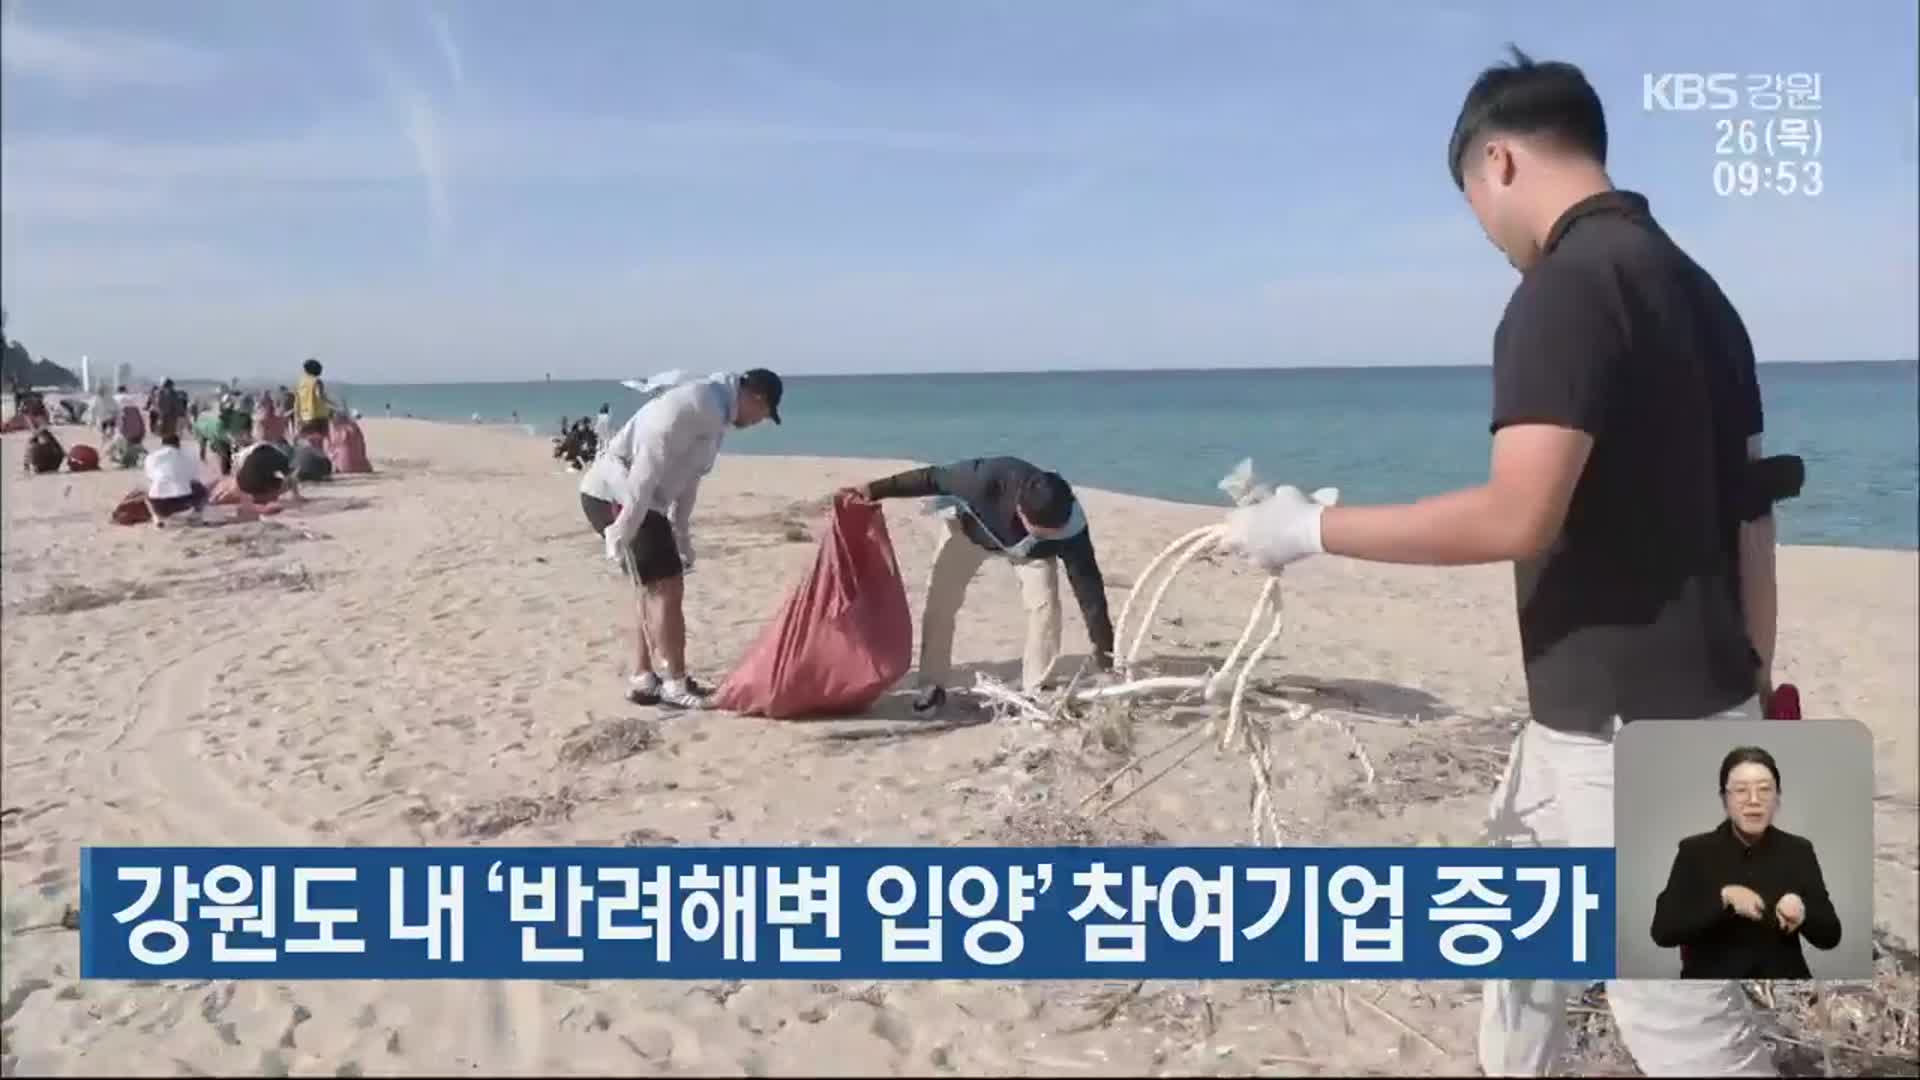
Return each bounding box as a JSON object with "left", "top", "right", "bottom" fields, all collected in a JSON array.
[
  {"left": 582, "top": 368, "right": 783, "bottom": 709},
  {"left": 841, "top": 457, "right": 1116, "bottom": 718}
]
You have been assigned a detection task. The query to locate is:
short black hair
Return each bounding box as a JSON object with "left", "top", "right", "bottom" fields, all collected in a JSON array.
[
  {"left": 1718, "top": 746, "right": 1782, "bottom": 793},
  {"left": 302, "top": 359, "right": 323, "bottom": 376},
  {"left": 1448, "top": 45, "right": 1608, "bottom": 190},
  {"left": 1018, "top": 470, "right": 1075, "bottom": 530},
  {"left": 161, "top": 433, "right": 181, "bottom": 448}
]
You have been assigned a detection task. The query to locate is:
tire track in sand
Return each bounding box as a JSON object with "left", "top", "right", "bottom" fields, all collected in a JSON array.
[{"left": 96, "top": 625, "right": 421, "bottom": 1074}]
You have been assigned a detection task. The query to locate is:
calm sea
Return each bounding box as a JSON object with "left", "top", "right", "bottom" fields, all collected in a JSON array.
[{"left": 337, "top": 364, "right": 1917, "bottom": 550}]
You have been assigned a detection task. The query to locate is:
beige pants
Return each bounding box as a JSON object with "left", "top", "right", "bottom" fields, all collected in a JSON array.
[
  {"left": 917, "top": 517, "right": 1062, "bottom": 693},
  {"left": 1478, "top": 699, "right": 1775, "bottom": 1077}
]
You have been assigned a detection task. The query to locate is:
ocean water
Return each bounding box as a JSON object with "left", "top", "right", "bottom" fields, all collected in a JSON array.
[{"left": 338, "top": 364, "right": 1917, "bottom": 550}]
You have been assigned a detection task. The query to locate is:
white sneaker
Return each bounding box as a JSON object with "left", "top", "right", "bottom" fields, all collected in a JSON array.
[
  {"left": 657, "top": 678, "right": 712, "bottom": 711},
  {"left": 625, "top": 674, "right": 661, "bottom": 706}
]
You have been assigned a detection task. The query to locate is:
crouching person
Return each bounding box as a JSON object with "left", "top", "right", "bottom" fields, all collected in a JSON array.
[
  {"left": 841, "top": 457, "right": 1116, "bottom": 718},
  {"left": 143, "top": 434, "right": 209, "bottom": 526},
  {"left": 233, "top": 440, "right": 302, "bottom": 509}
]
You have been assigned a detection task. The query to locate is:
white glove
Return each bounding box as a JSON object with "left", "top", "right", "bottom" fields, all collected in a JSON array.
[
  {"left": 678, "top": 537, "right": 696, "bottom": 574},
  {"left": 604, "top": 528, "right": 625, "bottom": 566},
  {"left": 1221, "top": 486, "right": 1341, "bottom": 573}
]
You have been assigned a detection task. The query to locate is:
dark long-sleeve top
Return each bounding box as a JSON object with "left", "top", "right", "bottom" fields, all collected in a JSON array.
[
  {"left": 866, "top": 456, "right": 1115, "bottom": 667},
  {"left": 1649, "top": 820, "right": 1842, "bottom": 979}
]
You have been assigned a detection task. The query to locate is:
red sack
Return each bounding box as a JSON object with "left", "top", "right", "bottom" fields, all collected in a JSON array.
[
  {"left": 713, "top": 495, "right": 913, "bottom": 719},
  {"left": 66, "top": 444, "right": 100, "bottom": 472},
  {"left": 1766, "top": 684, "right": 1802, "bottom": 720},
  {"left": 327, "top": 416, "right": 373, "bottom": 474},
  {"left": 111, "top": 490, "right": 151, "bottom": 525}
]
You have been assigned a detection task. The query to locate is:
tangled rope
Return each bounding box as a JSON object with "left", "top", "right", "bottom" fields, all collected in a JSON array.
[{"left": 974, "top": 460, "right": 1368, "bottom": 846}]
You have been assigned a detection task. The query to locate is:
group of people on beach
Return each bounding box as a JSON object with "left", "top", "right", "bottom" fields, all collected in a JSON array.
[
  {"left": 578, "top": 50, "right": 1809, "bottom": 1079},
  {"left": 18, "top": 357, "right": 371, "bottom": 527},
  {"left": 552, "top": 404, "right": 612, "bottom": 472}
]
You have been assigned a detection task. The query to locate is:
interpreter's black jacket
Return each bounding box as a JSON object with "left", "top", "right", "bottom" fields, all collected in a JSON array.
[
  {"left": 1650, "top": 821, "right": 1841, "bottom": 979},
  {"left": 866, "top": 456, "right": 1115, "bottom": 667}
]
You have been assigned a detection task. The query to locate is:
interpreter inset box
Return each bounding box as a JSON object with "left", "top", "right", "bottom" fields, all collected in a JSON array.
[{"left": 1615, "top": 718, "right": 1873, "bottom": 980}]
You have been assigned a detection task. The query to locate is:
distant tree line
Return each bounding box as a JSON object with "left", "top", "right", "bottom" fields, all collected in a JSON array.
[{"left": 0, "top": 308, "right": 80, "bottom": 389}]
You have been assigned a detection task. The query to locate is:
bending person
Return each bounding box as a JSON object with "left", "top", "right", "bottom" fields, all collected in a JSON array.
[
  {"left": 841, "top": 457, "right": 1115, "bottom": 718},
  {"left": 144, "top": 433, "right": 209, "bottom": 526},
  {"left": 233, "top": 440, "right": 303, "bottom": 507},
  {"left": 579, "top": 369, "right": 783, "bottom": 709},
  {"left": 1650, "top": 746, "right": 1841, "bottom": 979}
]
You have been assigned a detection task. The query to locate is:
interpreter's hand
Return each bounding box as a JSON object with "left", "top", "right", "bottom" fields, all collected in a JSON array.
[
  {"left": 1220, "top": 485, "right": 1340, "bottom": 573},
  {"left": 679, "top": 543, "right": 696, "bottom": 574},
  {"left": 603, "top": 529, "right": 624, "bottom": 567},
  {"left": 1722, "top": 884, "right": 1767, "bottom": 921},
  {"left": 1776, "top": 892, "right": 1806, "bottom": 933},
  {"left": 835, "top": 485, "right": 871, "bottom": 504}
]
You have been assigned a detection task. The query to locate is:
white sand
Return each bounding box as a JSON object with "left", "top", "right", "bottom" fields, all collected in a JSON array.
[{"left": 2, "top": 418, "right": 1914, "bottom": 1076}]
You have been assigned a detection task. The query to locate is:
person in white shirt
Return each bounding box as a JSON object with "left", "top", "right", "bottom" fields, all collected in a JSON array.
[
  {"left": 592, "top": 403, "right": 612, "bottom": 453},
  {"left": 143, "top": 434, "right": 209, "bottom": 525},
  {"left": 579, "top": 368, "right": 784, "bottom": 709},
  {"left": 91, "top": 384, "right": 116, "bottom": 438}
]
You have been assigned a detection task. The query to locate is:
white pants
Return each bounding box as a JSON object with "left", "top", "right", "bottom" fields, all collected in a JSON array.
[
  {"left": 917, "top": 517, "right": 1062, "bottom": 693},
  {"left": 1478, "top": 701, "right": 1776, "bottom": 1077}
]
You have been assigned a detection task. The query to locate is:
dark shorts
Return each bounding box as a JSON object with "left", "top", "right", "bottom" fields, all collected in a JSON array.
[
  {"left": 299, "top": 417, "right": 330, "bottom": 438},
  {"left": 581, "top": 494, "right": 682, "bottom": 584},
  {"left": 150, "top": 483, "right": 209, "bottom": 518}
]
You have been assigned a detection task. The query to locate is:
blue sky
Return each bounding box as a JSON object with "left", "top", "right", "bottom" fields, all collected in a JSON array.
[{"left": 2, "top": 0, "right": 1915, "bottom": 382}]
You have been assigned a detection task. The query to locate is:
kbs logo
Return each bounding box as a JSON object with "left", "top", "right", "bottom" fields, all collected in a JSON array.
[{"left": 1643, "top": 73, "right": 1740, "bottom": 111}]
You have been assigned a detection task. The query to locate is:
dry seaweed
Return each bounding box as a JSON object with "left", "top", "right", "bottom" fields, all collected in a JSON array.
[
  {"left": 444, "top": 791, "right": 578, "bottom": 839},
  {"left": 1560, "top": 935, "right": 1920, "bottom": 1077},
  {"left": 558, "top": 716, "right": 659, "bottom": 766},
  {"left": 12, "top": 580, "right": 164, "bottom": 615}
]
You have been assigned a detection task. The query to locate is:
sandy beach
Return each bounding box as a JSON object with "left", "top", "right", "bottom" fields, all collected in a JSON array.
[{"left": 2, "top": 418, "right": 1914, "bottom": 1077}]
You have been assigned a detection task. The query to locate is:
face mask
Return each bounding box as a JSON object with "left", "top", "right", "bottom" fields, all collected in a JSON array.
[{"left": 1006, "top": 501, "right": 1086, "bottom": 557}]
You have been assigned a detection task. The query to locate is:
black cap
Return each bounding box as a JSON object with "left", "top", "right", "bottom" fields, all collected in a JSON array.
[{"left": 741, "top": 368, "right": 783, "bottom": 424}]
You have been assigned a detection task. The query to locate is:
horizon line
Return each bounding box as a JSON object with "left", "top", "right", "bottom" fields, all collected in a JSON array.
[{"left": 327, "top": 357, "right": 1917, "bottom": 389}]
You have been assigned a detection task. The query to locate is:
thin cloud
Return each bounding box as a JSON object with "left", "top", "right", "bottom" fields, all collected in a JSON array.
[
  {"left": 427, "top": 5, "right": 464, "bottom": 90},
  {"left": 364, "top": 43, "right": 453, "bottom": 242},
  {"left": 0, "top": 19, "right": 218, "bottom": 90},
  {"left": 402, "top": 91, "right": 451, "bottom": 236}
]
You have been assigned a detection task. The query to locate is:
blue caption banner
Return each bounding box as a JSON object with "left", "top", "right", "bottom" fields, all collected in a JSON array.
[{"left": 80, "top": 846, "right": 1616, "bottom": 981}]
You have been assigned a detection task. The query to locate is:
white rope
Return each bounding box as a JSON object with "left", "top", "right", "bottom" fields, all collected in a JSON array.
[
  {"left": 1207, "top": 576, "right": 1278, "bottom": 702},
  {"left": 1119, "top": 525, "right": 1221, "bottom": 671},
  {"left": 971, "top": 461, "right": 1375, "bottom": 851},
  {"left": 1112, "top": 524, "right": 1218, "bottom": 665}
]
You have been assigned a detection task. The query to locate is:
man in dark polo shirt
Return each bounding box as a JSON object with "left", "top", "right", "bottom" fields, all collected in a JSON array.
[{"left": 1222, "top": 49, "right": 1781, "bottom": 1077}]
